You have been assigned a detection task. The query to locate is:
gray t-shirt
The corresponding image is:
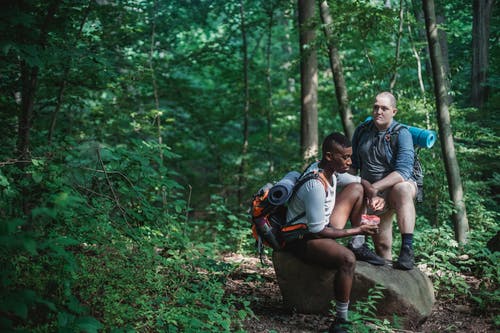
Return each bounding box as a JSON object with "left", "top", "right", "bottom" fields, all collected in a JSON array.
[
  {"left": 286, "top": 162, "right": 361, "bottom": 233},
  {"left": 358, "top": 130, "right": 391, "bottom": 183}
]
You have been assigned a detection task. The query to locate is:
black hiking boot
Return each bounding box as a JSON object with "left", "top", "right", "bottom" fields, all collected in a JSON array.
[
  {"left": 348, "top": 243, "right": 385, "bottom": 266},
  {"left": 328, "top": 318, "right": 350, "bottom": 333},
  {"left": 393, "top": 245, "right": 414, "bottom": 270}
]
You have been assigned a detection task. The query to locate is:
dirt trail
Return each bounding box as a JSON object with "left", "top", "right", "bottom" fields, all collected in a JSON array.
[{"left": 223, "top": 253, "right": 496, "bottom": 333}]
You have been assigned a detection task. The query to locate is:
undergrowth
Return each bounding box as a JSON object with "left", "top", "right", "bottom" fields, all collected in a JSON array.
[{"left": 0, "top": 140, "right": 253, "bottom": 332}]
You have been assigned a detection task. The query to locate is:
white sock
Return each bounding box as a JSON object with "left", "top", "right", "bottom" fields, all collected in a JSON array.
[
  {"left": 335, "top": 300, "right": 349, "bottom": 321},
  {"left": 350, "top": 235, "right": 365, "bottom": 249}
]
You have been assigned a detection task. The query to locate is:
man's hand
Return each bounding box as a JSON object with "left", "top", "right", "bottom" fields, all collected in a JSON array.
[
  {"left": 360, "top": 223, "right": 379, "bottom": 235},
  {"left": 361, "top": 179, "right": 378, "bottom": 199},
  {"left": 367, "top": 195, "right": 385, "bottom": 211}
]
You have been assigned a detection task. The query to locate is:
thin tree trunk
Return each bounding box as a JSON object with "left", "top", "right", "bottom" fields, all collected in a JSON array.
[
  {"left": 18, "top": 0, "right": 61, "bottom": 159},
  {"left": 149, "top": 0, "right": 163, "bottom": 165},
  {"left": 238, "top": 0, "right": 250, "bottom": 205},
  {"left": 389, "top": 0, "right": 404, "bottom": 91},
  {"left": 17, "top": 1, "right": 61, "bottom": 219},
  {"left": 48, "top": 1, "right": 91, "bottom": 144},
  {"left": 471, "top": 0, "right": 493, "bottom": 108},
  {"left": 18, "top": 63, "right": 39, "bottom": 161},
  {"left": 407, "top": 12, "right": 430, "bottom": 128},
  {"left": 265, "top": 2, "right": 275, "bottom": 173},
  {"left": 423, "top": 0, "right": 469, "bottom": 243},
  {"left": 407, "top": 18, "right": 426, "bottom": 100},
  {"left": 149, "top": 0, "right": 168, "bottom": 208},
  {"left": 48, "top": 79, "right": 66, "bottom": 145},
  {"left": 436, "top": 15, "right": 450, "bottom": 73},
  {"left": 298, "top": 0, "right": 318, "bottom": 161},
  {"left": 319, "top": 1, "right": 354, "bottom": 139},
  {"left": 281, "top": 12, "right": 296, "bottom": 95}
]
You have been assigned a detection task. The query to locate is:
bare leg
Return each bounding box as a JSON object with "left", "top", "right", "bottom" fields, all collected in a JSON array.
[
  {"left": 388, "top": 181, "right": 417, "bottom": 234},
  {"left": 303, "top": 238, "right": 356, "bottom": 302},
  {"left": 329, "top": 183, "right": 364, "bottom": 229},
  {"left": 372, "top": 210, "right": 394, "bottom": 260},
  {"left": 372, "top": 181, "right": 417, "bottom": 260}
]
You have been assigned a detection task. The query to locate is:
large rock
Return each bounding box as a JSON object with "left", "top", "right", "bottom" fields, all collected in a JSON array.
[{"left": 272, "top": 250, "right": 435, "bottom": 328}]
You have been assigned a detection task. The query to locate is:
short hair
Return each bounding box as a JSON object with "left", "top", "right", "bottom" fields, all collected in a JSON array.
[
  {"left": 322, "top": 132, "right": 351, "bottom": 155},
  {"left": 376, "top": 91, "right": 397, "bottom": 108}
]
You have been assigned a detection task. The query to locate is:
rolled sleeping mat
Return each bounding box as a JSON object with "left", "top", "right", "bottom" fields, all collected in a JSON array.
[
  {"left": 268, "top": 171, "right": 301, "bottom": 205},
  {"left": 407, "top": 126, "right": 437, "bottom": 149},
  {"left": 364, "top": 117, "right": 437, "bottom": 148}
]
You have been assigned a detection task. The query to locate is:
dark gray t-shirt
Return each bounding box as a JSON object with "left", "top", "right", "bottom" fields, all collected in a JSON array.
[{"left": 358, "top": 130, "right": 391, "bottom": 183}]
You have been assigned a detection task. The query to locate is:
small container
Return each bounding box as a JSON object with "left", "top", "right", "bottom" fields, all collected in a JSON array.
[{"left": 361, "top": 214, "right": 380, "bottom": 225}]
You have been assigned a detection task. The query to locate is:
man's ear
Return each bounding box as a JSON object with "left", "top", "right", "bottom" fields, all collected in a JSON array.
[
  {"left": 325, "top": 151, "right": 334, "bottom": 161},
  {"left": 393, "top": 108, "right": 398, "bottom": 116}
]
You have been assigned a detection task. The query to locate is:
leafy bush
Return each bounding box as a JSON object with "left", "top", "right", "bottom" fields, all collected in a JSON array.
[{"left": 0, "top": 139, "right": 253, "bottom": 332}]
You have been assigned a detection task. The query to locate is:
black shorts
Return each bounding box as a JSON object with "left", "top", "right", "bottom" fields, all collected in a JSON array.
[{"left": 282, "top": 234, "right": 319, "bottom": 260}]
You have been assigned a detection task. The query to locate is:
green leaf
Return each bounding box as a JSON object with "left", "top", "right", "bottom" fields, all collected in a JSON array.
[
  {"left": 75, "top": 316, "right": 103, "bottom": 332},
  {"left": 31, "top": 159, "right": 44, "bottom": 166},
  {"left": 0, "top": 290, "right": 37, "bottom": 320},
  {"left": 32, "top": 171, "right": 43, "bottom": 183},
  {"left": 0, "top": 171, "right": 9, "bottom": 187},
  {"left": 57, "top": 311, "right": 75, "bottom": 329},
  {"left": 23, "top": 238, "right": 37, "bottom": 255}
]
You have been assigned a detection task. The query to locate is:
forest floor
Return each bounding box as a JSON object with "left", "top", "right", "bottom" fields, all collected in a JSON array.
[{"left": 223, "top": 253, "right": 497, "bottom": 333}]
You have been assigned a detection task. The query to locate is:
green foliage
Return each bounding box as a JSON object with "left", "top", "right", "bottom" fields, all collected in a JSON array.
[
  {"left": 331, "top": 284, "right": 400, "bottom": 332},
  {"left": 0, "top": 137, "right": 253, "bottom": 331},
  {"left": 416, "top": 223, "right": 498, "bottom": 308}
]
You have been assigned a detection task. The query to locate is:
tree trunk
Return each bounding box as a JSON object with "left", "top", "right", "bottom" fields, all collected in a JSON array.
[
  {"left": 423, "top": 0, "right": 469, "bottom": 243},
  {"left": 48, "top": 2, "right": 91, "bottom": 145},
  {"left": 17, "top": 62, "right": 39, "bottom": 160},
  {"left": 149, "top": 0, "right": 163, "bottom": 165},
  {"left": 238, "top": 0, "right": 250, "bottom": 205},
  {"left": 298, "top": 0, "right": 318, "bottom": 161},
  {"left": 389, "top": 0, "right": 404, "bottom": 91},
  {"left": 471, "top": 0, "right": 493, "bottom": 108},
  {"left": 265, "top": 2, "right": 275, "bottom": 173},
  {"left": 319, "top": 1, "right": 355, "bottom": 140},
  {"left": 407, "top": 17, "right": 429, "bottom": 124},
  {"left": 17, "top": 0, "right": 61, "bottom": 160}
]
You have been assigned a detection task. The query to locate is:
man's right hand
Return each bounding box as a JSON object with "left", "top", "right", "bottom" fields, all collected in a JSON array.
[
  {"left": 367, "top": 195, "right": 385, "bottom": 211},
  {"left": 360, "top": 224, "right": 379, "bottom": 235}
]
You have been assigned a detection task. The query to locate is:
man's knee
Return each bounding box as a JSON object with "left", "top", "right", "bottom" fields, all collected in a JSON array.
[
  {"left": 389, "top": 182, "right": 416, "bottom": 204},
  {"left": 340, "top": 183, "right": 363, "bottom": 199},
  {"left": 349, "top": 182, "right": 364, "bottom": 197},
  {"left": 339, "top": 249, "right": 356, "bottom": 271}
]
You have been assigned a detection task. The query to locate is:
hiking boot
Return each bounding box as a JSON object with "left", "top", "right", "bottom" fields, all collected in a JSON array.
[
  {"left": 329, "top": 318, "right": 350, "bottom": 333},
  {"left": 394, "top": 245, "right": 414, "bottom": 270},
  {"left": 348, "top": 243, "right": 385, "bottom": 266}
]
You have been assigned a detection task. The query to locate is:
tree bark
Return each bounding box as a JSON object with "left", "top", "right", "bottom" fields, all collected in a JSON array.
[
  {"left": 389, "top": 0, "right": 404, "bottom": 91},
  {"left": 265, "top": 2, "right": 275, "bottom": 173},
  {"left": 423, "top": 0, "right": 469, "bottom": 243},
  {"left": 17, "top": 0, "right": 61, "bottom": 160},
  {"left": 471, "top": 0, "right": 493, "bottom": 108},
  {"left": 149, "top": 0, "right": 161, "bottom": 154},
  {"left": 319, "top": 1, "right": 355, "bottom": 140},
  {"left": 18, "top": 62, "right": 39, "bottom": 160},
  {"left": 298, "top": 0, "right": 318, "bottom": 161},
  {"left": 238, "top": 0, "right": 250, "bottom": 205},
  {"left": 48, "top": 1, "right": 91, "bottom": 145}
]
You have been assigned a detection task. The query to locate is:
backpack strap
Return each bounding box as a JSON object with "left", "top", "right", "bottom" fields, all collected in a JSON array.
[
  {"left": 286, "top": 169, "right": 329, "bottom": 225},
  {"left": 385, "top": 122, "right": 403, "bottom": 152}
]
